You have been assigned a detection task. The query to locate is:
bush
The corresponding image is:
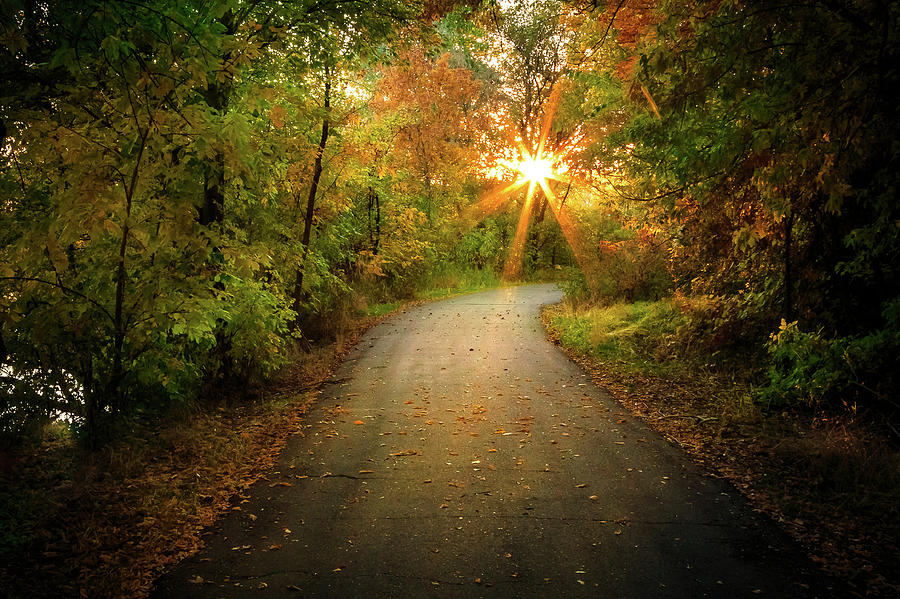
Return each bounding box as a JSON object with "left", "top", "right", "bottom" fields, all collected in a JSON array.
[
  {"left": 760, "top": 321, "right": 849, "bottom": 408},
  {"left": 760, "top": 300, "right": 900, "bottom": 412}
]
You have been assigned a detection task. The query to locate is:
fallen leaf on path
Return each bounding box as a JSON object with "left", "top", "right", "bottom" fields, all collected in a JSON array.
[
  {"left": 248, "top": 513, "right": 257, "bottom": 521},
  {"left": 575, "top": 483, "right": 587, "bottom": 488},
  {"left": 287, "top": 585, "right": 302, "bottom": 591},
  {"left": 589, "top": 495, "right": 599, "bottom": 500},
  {"left": 269, "top": 482, "right": 292, "bottom": 487},
  {"left": 488, "top": 448, "right": 497, "bottom": 453},
  {"left": 423, "top": 479, "right": 432, "bottom": 484},
  {"left": 439, "top": 503, "right": 448, "bottom": 509},
  {"left": 188, "top": 576, "right": 204, "bottom": 584},
  {"left": 390, "top": 449, "right": 419, "bottom": 456},
  {"left": 268, "top": 544, "right": 282, "bottom": 551},
  {"left": 358, "top": 470, "right": 374, "bottom": 474},
  {"left": 353, "top": 420, "right": 364, "bottom": 425}
]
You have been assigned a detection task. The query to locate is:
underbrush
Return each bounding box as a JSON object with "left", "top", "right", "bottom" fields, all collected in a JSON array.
[
  {"left": 415, "top": 265, "right": 504, "bottom": 300},
  {"left": 0, "top": 311, "right": 380, "bottom": 599},
  {"left": 543, "top": 299, "right": 900, "bottom": 596}
]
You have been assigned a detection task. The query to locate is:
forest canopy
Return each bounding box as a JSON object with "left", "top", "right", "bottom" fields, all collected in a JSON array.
[{"left": 2, "top": 0, "right": 898, "bottom": 445}]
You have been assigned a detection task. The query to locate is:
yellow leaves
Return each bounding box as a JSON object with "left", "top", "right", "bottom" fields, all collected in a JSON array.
[
  {"left": 269, "top": 105, "right": 286, "bottom": 130},
  {"left": 45, "top": 235, "right": 68, "bottom": 272},
  {"left": 102, "top": 219, "right": 121, "bottom": 237}
]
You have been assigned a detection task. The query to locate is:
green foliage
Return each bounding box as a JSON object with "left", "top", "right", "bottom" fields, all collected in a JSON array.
[
  {"left": 454, "top": 218, "right": 507, "bottom": 270},
  {"left": 0, "top": 0, "right": 417, "bottom": 445},
  {"left": 573, "top": 0, "right": 900, "bottom": 414},
  {"left": 760, "top": 321, "right": 849, "bottom": 408},
  {"left": 762, "top": 300, "right": 900, "bottom": 411}
]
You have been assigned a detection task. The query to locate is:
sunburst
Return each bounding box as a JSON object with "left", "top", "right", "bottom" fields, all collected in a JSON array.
[{"left": 466, "top": 85, "right": 600, "bottom": 284}]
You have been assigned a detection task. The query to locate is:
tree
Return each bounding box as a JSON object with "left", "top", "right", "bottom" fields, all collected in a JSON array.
[
  {"left": 0, "top": 0, "right": 418, "bottom": 444},
  {"left": 581, "top": 0, "right": 900, "bottom": 409}
]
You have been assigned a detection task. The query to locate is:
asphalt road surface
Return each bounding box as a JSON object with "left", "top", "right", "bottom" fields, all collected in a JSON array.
[{"left": 152, "top": 284, "right": 830, "bottom": 598}]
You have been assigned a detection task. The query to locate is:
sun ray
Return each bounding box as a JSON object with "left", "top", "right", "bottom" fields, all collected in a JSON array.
[
  {"left": 538, "top": 178, "right": 601, "bottom": 285},
  {"left": 464, "top": 178, "right": 530, "bottom": 222},
  {"left": 536, "top": 84, "right": 562, "bottom": 160},
  {"left": 503, "top": 180, "right": 538, "bottom": 280}
]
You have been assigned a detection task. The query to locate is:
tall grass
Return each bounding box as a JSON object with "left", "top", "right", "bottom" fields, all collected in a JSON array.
[
  {"left": 416, "top": 265, "right": 504, "bottom": 300},
  {"left": 548, "top": 300, "right": 690, "bottom": 373}
]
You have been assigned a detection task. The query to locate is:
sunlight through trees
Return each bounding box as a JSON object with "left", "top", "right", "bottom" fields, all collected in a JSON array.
[{"left": 1, "top": 0, "right": 897, "bottom": 445}]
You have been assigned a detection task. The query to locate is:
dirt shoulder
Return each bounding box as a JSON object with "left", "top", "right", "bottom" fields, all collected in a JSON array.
[{"left": 541, "top": 304, "right": 900, "bottom": 598}]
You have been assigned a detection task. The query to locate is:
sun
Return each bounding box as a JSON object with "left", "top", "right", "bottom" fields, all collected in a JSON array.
[
  {"left": 516, "top": 156, "right": 555, "bottom": 184},
  {"left": 499, "top": 150, "right": 560, "bottom": 186}
]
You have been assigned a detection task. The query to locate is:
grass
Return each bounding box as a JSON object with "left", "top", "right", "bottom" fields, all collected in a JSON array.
[
  {"left": 415, "top": 266, "right": 506, "bottom": 301},
  {"left": 543, "top": 298, "right": 900, "bottom": 597},
  {"left": 365, "top": 301, "right": 400, "bottom": 318}
]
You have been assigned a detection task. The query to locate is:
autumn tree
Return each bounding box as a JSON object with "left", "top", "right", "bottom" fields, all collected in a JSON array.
[
  {"left": 0, "top": 0, "right": 417, "bottom": 444},
  {"left": 581, "top": 0, "right": 900, "bottom": 411}
]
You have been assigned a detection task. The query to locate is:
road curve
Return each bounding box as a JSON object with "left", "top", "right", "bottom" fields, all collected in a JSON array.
[{"left": 152, "top": 284, "right": 828, "bottom": 598}]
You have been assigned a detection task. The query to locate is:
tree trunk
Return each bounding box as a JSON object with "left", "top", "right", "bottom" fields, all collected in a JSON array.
[
  {"left": 367, "top": 186, "right": 381, "bottom": 255},
  {"left": 292, "top": 68, "right": 331, "bottom": 319},
  {"left": 784, "top": 210, "right": 795, "bottom": 322},
  {"left": 200, "top": 151, "right": 226, "bottom": 226},
  {"left": 199, "top": 10, "right": 236, "bottom": 226}
]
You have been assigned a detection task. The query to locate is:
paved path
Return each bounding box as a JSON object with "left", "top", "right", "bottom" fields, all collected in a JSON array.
[{"left": 153, "top": 284, "right": 829, "bottom": 598}]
